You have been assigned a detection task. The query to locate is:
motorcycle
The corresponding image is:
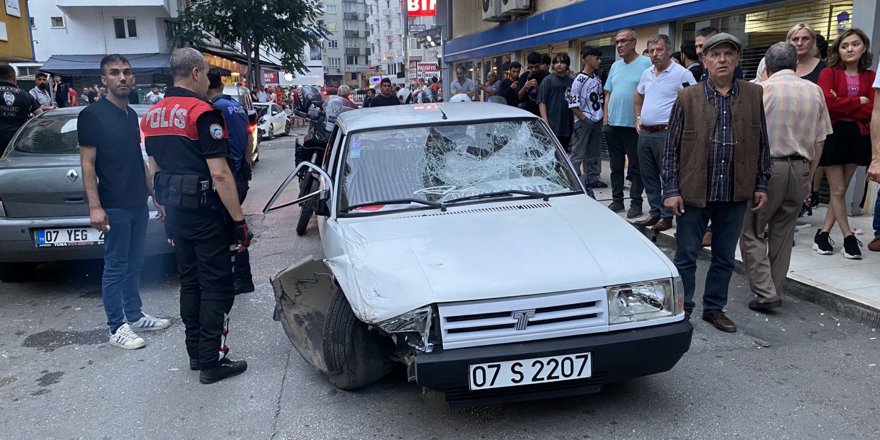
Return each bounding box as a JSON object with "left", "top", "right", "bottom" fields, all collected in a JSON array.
[{"left": 293, "top": 104, "right": 330, "bottom": 236}]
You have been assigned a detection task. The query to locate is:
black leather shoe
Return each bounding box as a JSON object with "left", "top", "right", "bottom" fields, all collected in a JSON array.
[
  {"left": 190, "top": 358, "right": 199, "bottom": 371},
  {"left": 684, "top": 310, "right": 691, "bottom": 321},
  {"left": 633, "top": 216, "right": 660, "bottom": 227},
  {"left": 748, "top": 298, "right": 782, "bottom": 313},
  {"left": 702, "top": 310, "right": 737, "bottom": 333},
  {"left": 199, "top": 358, "right": 248, "bottom": 384}
]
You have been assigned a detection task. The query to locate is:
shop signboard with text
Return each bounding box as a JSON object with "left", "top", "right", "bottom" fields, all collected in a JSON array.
[{"left": 406, "top": 0, "right": 436, "bottom": 17}]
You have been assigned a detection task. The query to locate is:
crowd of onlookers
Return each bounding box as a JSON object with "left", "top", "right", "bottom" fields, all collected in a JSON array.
[{"left": 445, "top": 25, "right": 880, "bottom": 332}]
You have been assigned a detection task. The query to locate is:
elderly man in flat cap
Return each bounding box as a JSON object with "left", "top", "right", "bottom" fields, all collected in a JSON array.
[{"left": 662, "top": 33, "right": 771, "bottom": 333}]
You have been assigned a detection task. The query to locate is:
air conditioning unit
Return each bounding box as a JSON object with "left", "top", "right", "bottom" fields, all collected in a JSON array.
[
  {"left": 500, "top": 0, "right": 532, "bottom": 16},
  {"left": 482, "top": 0, "right": 505, "bottom": 23}
]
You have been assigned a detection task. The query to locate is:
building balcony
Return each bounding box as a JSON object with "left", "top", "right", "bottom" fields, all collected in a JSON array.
[
  {"left": 56, "top": 0, "right": 172, "bottom": 15},
  {"left": 344, "top": 12, "right": 359, "bottom": 21},
  {"left": 345, "top": 48, "right": 361, "bottom": 56},
  {"left": 344, "top": 30, "right": 360, "bottom": 38}
]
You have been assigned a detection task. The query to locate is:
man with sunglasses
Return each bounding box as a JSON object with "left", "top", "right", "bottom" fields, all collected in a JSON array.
[
  {"left": 603, "top": 28, "right": 651, "bottom": 216},
  {"left": 367, "top": 78, "right": 400, "bottom": 107}
]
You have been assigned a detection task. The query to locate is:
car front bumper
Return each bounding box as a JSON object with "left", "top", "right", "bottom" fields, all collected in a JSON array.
[
  {"left": 0, "top": 212, "right": 173, "bottom": 263},
  {"left": 415, "top": 320, "right": 693, "bottom": 407}
]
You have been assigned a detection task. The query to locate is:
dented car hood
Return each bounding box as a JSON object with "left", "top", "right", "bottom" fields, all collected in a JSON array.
[{"left": 325, "top": 195, "right": 678, "bottom": 323}]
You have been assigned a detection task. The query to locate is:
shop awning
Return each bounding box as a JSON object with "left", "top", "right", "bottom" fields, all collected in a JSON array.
[
  {"left": 40, "top": 53, "right": 171, "bottom": 76},
  {"left": 197, "top": 44, "right": 282, "bottom": 70}
]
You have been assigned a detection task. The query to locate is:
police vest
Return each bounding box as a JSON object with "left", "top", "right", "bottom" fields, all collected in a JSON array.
[
  {"left": 142, "top": 95, "right": 228, "bottom": 210},
  {"left": 142, "top": 95, "right": 227, "bottom": 179}
]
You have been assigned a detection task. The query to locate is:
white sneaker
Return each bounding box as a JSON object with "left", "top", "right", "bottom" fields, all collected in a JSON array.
[
  {"left": 129, "top": 313, "right": 171, "bottom": 331},
  {"left": 109, "top": 324, "right": 145, "bottom": 350}
]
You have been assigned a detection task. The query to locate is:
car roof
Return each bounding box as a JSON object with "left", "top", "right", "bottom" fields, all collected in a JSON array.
[
  {"left": 35, "top": 104, "right": 151, "bottom": 116},
  {"left": 336, "top": 102, "right": 537, "bottom": 133}
]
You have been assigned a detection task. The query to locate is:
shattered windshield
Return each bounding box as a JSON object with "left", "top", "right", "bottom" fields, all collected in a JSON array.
[{"left": 340, "top": 118, "right": 581, "bottom": 213}]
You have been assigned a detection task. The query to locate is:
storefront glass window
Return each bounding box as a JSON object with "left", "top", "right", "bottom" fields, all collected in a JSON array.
[{"left": 682, "top": 0, "right": 854, "bottom": 80}]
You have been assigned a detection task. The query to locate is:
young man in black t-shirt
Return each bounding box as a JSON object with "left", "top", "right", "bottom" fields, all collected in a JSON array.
[
  {"left": 0, "top": 65, "right": 42, "bottom": 155},
  {"left": 78, "top": 54, "right": 171, "bottom": 350},
  {"left": 498, "top": 61, "right": 522, "bottom": 107},
  {"left": 368, "top": 78, "right": 401, "bottom": 107},
  {"left": 537, "top": 53, "right": 575, "bottom": 152},
  {"left": 517, "top": 52, "right": 549, "bottom": 115}
]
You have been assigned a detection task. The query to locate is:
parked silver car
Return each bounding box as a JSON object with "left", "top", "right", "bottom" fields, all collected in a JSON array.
[{"left": 0, "top": 106, "right": 173, "bottom": 281}]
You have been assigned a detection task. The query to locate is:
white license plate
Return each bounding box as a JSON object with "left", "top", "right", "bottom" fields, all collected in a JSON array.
[
  {"left": 468, "top": 352, "right": 592, "bottom": 391},
  {"left": 35, "top": 227, "right": 105, "bottom": 247}
]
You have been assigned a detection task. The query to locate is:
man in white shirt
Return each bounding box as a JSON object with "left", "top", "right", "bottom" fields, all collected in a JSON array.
[
  {"left": 569, "top": 46, "right": 605, "bottom": 187},
  {"left": 144, "top": 84, "right": 164, "bottom": 105},
  {"left": 634, "top": 34, "right": 697, "bottom": 231}
]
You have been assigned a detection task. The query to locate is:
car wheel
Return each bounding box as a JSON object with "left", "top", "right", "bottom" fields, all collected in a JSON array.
[
  {"left": 323, "top": 290, "right": 396, "bottom": 390},
  {"left": 0, "top": 263, "right": 35, "bottom": 283}
]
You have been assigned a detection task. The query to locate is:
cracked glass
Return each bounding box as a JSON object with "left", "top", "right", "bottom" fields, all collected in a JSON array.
[{"left": 340, "top": 119, "right": 581, "bottom": 212}]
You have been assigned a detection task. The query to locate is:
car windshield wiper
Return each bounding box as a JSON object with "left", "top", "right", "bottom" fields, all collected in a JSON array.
[
  {"left": 443, "top": 190, "right": 551, "bottom": 204},
  {"left": 347, "top": 198, "right": 442, "bottom": 212}
]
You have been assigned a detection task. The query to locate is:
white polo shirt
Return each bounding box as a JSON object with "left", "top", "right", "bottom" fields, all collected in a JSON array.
[{"left": 637, "top": 62, "right": 696, "bottom": 126}]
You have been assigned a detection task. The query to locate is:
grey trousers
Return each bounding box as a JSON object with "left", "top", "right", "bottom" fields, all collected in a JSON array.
[
  {"left": 740, "top": 159, "right": 811, "bottom": 301},
  {"left": 570, "top": 118, "right": 602, "bottom": 184},
  {"left": 637, "top": 130, "right": 672, "bottom": 220}
]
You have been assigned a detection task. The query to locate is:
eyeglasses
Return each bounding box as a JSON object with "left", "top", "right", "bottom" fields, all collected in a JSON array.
[{"left": 615, "top": 39, "right": 635, "bottom": 45}]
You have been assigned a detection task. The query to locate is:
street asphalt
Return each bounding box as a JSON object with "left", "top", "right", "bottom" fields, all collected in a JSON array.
[{"left": 1, "top": 133, "right": 878, "bottom": 440}]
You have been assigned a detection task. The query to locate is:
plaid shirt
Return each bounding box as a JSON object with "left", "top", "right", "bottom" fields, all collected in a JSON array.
[{"left": 664, "top": 80, "right": 771, "bottom": 202}]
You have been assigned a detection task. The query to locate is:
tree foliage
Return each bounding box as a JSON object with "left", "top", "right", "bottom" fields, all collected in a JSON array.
[{"left": 174, "top": 0, "right": 327, "bottom": 86}]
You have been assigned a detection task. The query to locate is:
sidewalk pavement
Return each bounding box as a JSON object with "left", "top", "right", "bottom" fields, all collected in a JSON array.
[{"left": 590, "top": 160, "right": 880, "bottom": 326}]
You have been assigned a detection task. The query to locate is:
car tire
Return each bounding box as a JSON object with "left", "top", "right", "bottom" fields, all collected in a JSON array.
[
  {"left": 296, "top": 174, "right": 317, "bottom": 236},
  {"left": 323, "top": 290, "right": 395, "bottom": 390},
  {"left": 0, "top": 263, "right": 34, "bottom": 283}
]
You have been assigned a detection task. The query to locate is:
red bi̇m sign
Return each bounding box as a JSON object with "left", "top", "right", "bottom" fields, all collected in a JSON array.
[{"left": 406, "top": 0, "right": 436, "bottom": 17}]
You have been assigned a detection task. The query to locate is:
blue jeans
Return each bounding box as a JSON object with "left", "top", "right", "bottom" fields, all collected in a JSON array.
[
  {"left": 102, "top": 205, "right": 148, "bottom": 332},
  {"left": 673, "top": 201, "right": 747, "bottom": 314},
  {"left": 637, "top": 131, "right": 673, "bottom": 220},
  {"left": 874, "top": 188, "right": 880, "bottom": 238}
]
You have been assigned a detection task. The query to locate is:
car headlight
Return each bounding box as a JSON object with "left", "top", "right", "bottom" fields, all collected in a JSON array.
[
  {"left": 607, "top": 278, "right": 683, "bottom": 325},
  {"left": 376, "top": 306, "right": 433, "bottom": 352}
]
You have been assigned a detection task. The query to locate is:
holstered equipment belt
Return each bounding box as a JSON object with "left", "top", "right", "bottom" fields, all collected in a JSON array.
[{"left": 153, "top": 172, "right": 220, "bottom": 210}]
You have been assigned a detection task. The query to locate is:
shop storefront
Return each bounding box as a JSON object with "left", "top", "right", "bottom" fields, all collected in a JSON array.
[{"left": 680, "top": 0, "right": 855, "bottom": 80}]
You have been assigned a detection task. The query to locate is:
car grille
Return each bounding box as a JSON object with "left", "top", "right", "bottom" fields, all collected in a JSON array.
[{"left": 437, "top": 289, "right": 608, "bottom": 350}]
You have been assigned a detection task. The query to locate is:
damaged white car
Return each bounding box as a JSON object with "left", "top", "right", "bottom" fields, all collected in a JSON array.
[{"left": 265, "top": 103, "right": 693, "bottom": 407}]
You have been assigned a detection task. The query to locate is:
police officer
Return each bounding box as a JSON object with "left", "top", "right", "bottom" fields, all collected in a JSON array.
[
  {"left": 142, "top": 48, "right": 251, "bottom": 384},
  {"left": 0, "top": 65, "right": 43, "bottom": 155},
  {"left": 206, "top": 69, "right": 254, "bottom": 294}
]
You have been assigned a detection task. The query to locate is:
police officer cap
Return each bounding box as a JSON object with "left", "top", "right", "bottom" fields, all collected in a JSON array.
[{"left": 702, "top": 33, "right": 742, "bottom": 53}]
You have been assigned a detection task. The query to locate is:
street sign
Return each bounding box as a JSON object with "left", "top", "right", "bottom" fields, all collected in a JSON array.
[
  {"left": 406, "top": 0, "right": 436, "bottom": 17},
  {"left": 410, "top": 24, "right": 426, "bottom": 32}
]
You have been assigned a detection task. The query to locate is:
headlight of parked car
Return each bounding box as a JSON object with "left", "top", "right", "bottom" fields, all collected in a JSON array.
[
  {"left": 376, "top": 306, "right": 433, "bottom": 352},
  {"left": 606, "top": 278, "right": 683, "bottom": 325}
]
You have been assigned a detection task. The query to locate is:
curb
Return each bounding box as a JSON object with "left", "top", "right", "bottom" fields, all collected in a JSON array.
[{"left": 642, "top": 226, "right": 880, "bottom": 328}]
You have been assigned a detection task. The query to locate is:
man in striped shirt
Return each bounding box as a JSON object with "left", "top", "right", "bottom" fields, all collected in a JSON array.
[{"left": 740, "top": 43, "right": 832, "bottom": 313}]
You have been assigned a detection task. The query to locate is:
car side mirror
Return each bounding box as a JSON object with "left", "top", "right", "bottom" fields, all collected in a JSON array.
[
  {"left": 263, "top": 161, "right": 335, "bottom": 214},
  {"left": 315, "top": 189, "right": 331, "bottom": 217}
]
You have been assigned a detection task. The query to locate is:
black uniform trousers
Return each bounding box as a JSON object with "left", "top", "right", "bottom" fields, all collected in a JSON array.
[
  {"left": 232, "top": 168, "right": 251, "bottom": 286},
  {"left": 166, "top": 207, "right": 235, "bottom": 369}
]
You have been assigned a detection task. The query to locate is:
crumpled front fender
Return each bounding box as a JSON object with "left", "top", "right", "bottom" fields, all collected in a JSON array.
[{"left": 270, "top": 256, "right": 338, "bottom": 373}]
